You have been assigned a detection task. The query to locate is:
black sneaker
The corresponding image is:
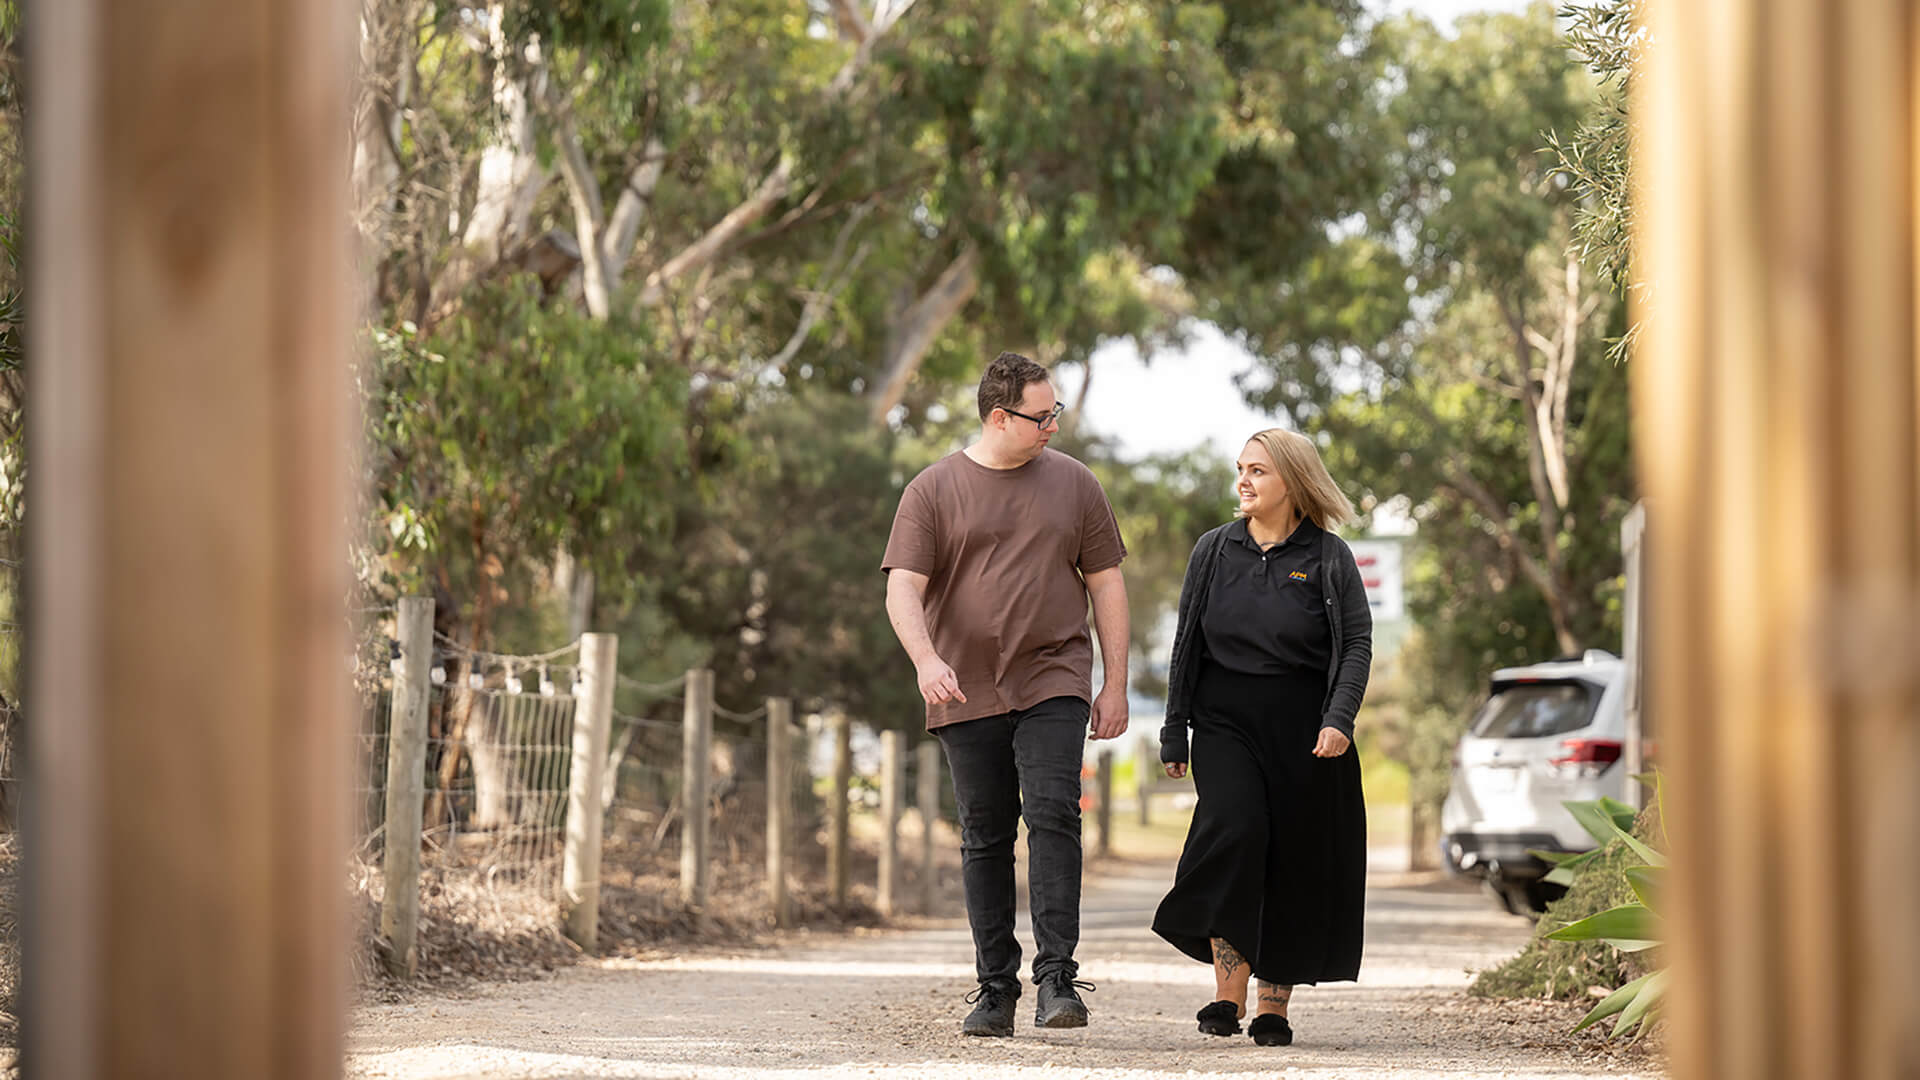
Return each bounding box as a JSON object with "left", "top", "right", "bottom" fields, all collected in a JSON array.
[
  {"left": 962, "top": 981, "right": 1019, "bottom": 1037},
  {"left": 1034, "top": 970, "right": 1094, "bottom": 1028}
]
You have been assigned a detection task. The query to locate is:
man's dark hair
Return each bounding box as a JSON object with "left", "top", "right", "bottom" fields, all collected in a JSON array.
[{"left": 976, "top": 351, "right": 1050, "bottom": 421}]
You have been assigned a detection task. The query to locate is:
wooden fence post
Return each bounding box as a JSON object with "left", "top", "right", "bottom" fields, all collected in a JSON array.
[
  {"left": 378, "top": 596, "right": 434, "bottom": 977},
  {"left": 1134, "top": 734, "right": 1153, "bottom": 827},
  {"left": 918, "top": 741, "right": 942, "bottom": 914},
  {"left": 680, "top": 668, "right": 713, "bottom": 906},
  {"left": 1095, "top": 748, "right": 1114, "bottom": 857},
  {"left": 26, "top": 0, "right": 354, "bottom": 1072},
  {"left": 878, "top": 729, "right": 905, "bottom": 915},
  {"left": 766, "top": 696, "right": 793, "bottom": 928},
  {"left": 827, "top": 712, "right": 851, "bottom": 908},
  {"left": 561, "top": 633, "right": 617, "bottom": 951}
]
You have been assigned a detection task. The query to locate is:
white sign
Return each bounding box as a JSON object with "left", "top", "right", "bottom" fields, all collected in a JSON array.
[{"left": 1347, "top": 539, "right": 1404, "bottom": 621}]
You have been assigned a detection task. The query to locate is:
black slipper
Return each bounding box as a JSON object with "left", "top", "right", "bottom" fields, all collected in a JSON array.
[
  {"left": 1248, "top": 1012, "right": 1293, "bottom": 1046},
  {"left": 1196, "top": 1000, "right": 1242, "bottom": 1036}
]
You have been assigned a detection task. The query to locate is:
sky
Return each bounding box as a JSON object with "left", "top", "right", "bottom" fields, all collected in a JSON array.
[{"left": 1055, "top": 0, "right": 1533, "bottom": 468}]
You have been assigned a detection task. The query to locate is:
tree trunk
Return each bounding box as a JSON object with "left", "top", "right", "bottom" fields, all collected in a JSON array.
[
  {"left": 604, "top": 137, "right": 667, "bottom": 277},
  {"left": 566, "top": 567, "right": 594, "bottom": 642},
  {"left": 867, "top": 246, "right": 979, "bottom": 426},
  {"left": 464, "top": 694, "right": 512, "bottom": 829},
  {"left": 426, "top": 2, "right": 548, "bottom": 325},
  {"left": 351, "top": 0, "right": 413, "bottom": 258},
  {"left": 550, "top": 91, "right": 613, "bottom": 320},
  {"left": 463, "top": 12, "right": 546, "bottom": 261},
  {"left": 1502, "top": 301, "right": 1580, "bottom": 652}
]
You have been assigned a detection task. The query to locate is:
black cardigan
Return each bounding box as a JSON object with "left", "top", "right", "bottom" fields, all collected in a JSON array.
[{"left": 1158, "top": 521, "right": 1375, "bottom": 764}]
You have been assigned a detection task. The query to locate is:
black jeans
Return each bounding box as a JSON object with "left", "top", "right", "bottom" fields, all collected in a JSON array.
[{"left": 936, "top": 695, "right": 1088, "bottom": 990}]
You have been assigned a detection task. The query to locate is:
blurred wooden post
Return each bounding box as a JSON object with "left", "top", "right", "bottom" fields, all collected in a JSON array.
[
  {"left": 1637, "top": 2, "right": 1920, "bottom": 1077},
  {"left": 1095, "top": 749, "right": 1114, "bottom": 857},
  {"left": 679, "top": 668, "right": 713, "bottom": 906},
  {"left": 1618, "top": 502, "right": 1647, "bottom": 808},
  {"left": 917, "top": 741, "right": 941, "bottom": 914},
  {"left": 766, "top": 697, "right": 793, "bottom": 928},
  {"left": 827, "top": 713, "right": 851, "bottom": 907},
  {"left": 877, "top": 729, "right": 905, "bottom": 915},
  {"left": 1134, "top": 735, "right": 1153, "bottom": 827},
  {"left": 379, "top": 597, "right": 434, "bottom": 977},
  {"left": 561, "top": 633, "right": 616, "bottom": 951},
  {"left": 26, "top": 0, "right": 354, "bottom": 1073}
]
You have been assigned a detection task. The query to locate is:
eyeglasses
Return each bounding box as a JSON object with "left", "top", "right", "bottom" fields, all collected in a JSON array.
[{"left": 1000, "top": 403, "right": 1065, "bottom": 428}]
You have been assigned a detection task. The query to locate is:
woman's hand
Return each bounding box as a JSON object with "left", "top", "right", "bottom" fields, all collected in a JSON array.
[
  {"left": 1312, "top": 728, "right": 1352, "bottom": 758},
  {"left": 1164, "top": 762, "right": 1188, "bottom": 779}
]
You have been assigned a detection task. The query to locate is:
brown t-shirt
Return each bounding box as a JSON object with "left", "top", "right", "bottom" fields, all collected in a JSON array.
[{"left": 881, "top": 447, "right": 1127, "bottom": 730}]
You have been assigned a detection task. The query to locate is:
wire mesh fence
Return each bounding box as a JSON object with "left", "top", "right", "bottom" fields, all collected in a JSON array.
[{"left": 344, "top": 611, "right": 948, "bottom": 987}]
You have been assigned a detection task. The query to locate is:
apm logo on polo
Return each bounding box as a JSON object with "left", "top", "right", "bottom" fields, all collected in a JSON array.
[{"left": 1288, "top": 569, "right": 1309, "bottom": 581}]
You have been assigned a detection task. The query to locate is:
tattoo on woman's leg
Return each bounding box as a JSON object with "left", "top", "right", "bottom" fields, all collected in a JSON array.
[
  {"left": 1257, "top": 980, "right": 1293, "bottom": 1015},
  {"left": 1211, "top": 938, "right": 1248, "bottom": 980},
  {"left": 1211, "top": 938, "right": 1251, "bottom": 1017}
]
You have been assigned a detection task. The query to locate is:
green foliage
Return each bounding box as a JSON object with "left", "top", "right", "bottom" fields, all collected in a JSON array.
[
  {"left": 635, "top": 391, "right": 921, "bottom": 727},
  {"left": 1541, "top": 790, "right": 1668, "bottom": 1037},
  {"left": 1476, "top": 793, "right": 1668, "bottom": 1040},
  {"left": 1175, "top": 0, "right": 1392, "bottom": 347},
  {"left": 0, "top": 213, "right": 18, "bottom": 374},
  {"left": 1546, "top": 0, "right": 1643, "bottom": 302},
  {"left": 1469, "top": 805, "right": 1651, "bottom": 1002},
  {"left": 499, "top": 0, "right": 670, "bottom": 59},
  {"left": 363, "top": 280, "right": 686, "bottom": 633},
  {"left": 870, "top": 0, "right": 1232, "bottom": 345}
]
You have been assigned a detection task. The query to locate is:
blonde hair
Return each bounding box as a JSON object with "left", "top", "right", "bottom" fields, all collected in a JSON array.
[{"left": 1241, "top": 428, "right": 1356, "bottom": 530}]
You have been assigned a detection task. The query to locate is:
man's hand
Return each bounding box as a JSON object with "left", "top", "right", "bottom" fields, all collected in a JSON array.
[
  {"left": 1312, "top": 727, "right": 1352, "bottom": 758},
  {"left": 914, "top": 655, "right": 967, "bottom": 705},
  {"left": 1089, "top": 683, "right": 1129, "bottom": 740}
]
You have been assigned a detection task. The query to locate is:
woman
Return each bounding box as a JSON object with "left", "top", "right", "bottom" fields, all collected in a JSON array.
[{"left": 1150, "top": 427, "right": 1373, "bottom": 1047}]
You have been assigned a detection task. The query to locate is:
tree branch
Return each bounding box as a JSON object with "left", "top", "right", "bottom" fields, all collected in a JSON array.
[
  {"left": 545, "top": 83, "right": 612, "bottom": 320},
  {"left": 605, "top": 136, "right": 667, "bottom": 272},
  {"left": 1436, "top": 459, "right": 1577, "bottom": 653},
  {"left": 770, "top": 211, "right": 872, "bottom": 370},
  {"left": 829, "top": 0, "right": 874, "bottom": 43},
  {"left": 636, "top": 1, "right": 916, "bottom": 309},
  {"left": 867, "top": 245, "right": 981, "bottom": 426},
  {"left": 637, "top": 155, "right": 795, "bottom": 309}
]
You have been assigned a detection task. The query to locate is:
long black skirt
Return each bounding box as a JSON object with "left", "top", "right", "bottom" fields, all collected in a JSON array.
[{"left": 1151, "top": 662, "right": 1366, "bottom": 985}]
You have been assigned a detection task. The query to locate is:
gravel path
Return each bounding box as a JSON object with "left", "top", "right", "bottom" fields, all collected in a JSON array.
[{"left": 347, "top": 855, "right": 1664, "bottom": 1079}]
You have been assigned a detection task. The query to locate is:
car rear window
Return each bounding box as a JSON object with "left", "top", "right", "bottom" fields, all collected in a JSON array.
[{"left": 1469, "top": 680, "right": 1601, "bottom": 739}]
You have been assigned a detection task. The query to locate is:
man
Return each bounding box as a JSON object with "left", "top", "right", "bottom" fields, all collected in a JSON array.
[{"left": 881, "top": 351, "right": 1131, "bottom": 1037}]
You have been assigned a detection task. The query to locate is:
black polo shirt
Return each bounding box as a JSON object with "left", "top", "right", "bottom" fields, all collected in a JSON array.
[{"left": 1199, "top": 516, "right": 1332, "bottom": 677}]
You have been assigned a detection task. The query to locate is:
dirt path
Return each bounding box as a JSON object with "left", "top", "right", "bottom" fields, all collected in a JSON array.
[{"left": 347, "top": 855, "right": 1663, "bottom": 1079}]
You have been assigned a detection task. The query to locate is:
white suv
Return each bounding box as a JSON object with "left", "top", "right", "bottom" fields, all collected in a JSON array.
[{"left": 1439, "top": 649, "right": 1629, "bottom": 913}]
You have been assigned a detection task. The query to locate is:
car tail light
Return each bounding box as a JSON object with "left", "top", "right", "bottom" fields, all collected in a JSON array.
[{"left": 1548, "top": 738, "right": 1623, "bottom": 779}]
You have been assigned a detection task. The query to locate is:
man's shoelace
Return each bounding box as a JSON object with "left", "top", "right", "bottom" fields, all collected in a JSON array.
[{"left": 965, "top": 984, "right": 1015, "bottom": 1006}]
